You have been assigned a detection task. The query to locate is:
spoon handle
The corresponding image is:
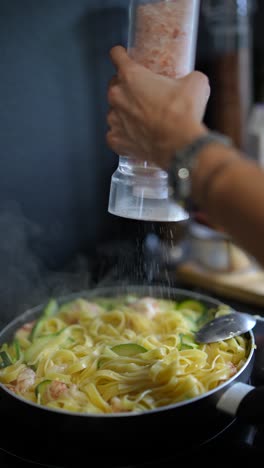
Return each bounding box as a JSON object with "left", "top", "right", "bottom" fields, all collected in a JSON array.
[{"left": 253, "top": 315, "right": 264, "bottom": 322}]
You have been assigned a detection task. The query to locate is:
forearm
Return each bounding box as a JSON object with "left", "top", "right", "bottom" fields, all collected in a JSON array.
[{"left": 191, "top": 142, "right": 264, "bottom": 266}]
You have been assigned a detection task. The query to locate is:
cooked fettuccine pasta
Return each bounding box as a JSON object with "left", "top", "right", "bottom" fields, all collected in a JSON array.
[{"left": 0, "top": 295, "right": 250, "bottom": 414}]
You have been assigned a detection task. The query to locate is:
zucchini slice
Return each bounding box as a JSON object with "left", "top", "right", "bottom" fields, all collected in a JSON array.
[
  {"left": 29, "top": 299, "right": 59, "bottom": 341},
  {"left": 0, "top": 350, "right": 13, "bottom": 368},
  {"left": 179, "top": 334, "right": 199, "bottom": 351},
  {"left": 13, "top": 339, "right": 22, "bottom": 361},
  {"left": 177, "top": 299, "right": 206, "bottom": 314},
  {"left": 43, "top": 299, "right": 59, "bottom": 318},
  {"left": 35, "top": 379, "right": 52, "bottom": 403},
  {"left": 111, "top": 343, "right": 148, "bottom": 356}
]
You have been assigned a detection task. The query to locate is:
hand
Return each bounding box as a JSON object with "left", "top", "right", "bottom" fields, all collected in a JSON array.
[{"left": 106, "top": 46, "right": 210, "bottom": 169}]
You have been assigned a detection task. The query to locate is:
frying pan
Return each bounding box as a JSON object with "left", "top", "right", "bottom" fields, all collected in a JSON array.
[{"left": 0, "top": 285, "right": 263, "bottom": 467}]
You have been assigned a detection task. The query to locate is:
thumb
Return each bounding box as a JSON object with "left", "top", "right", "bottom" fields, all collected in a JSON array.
[{"left": 183, "top": 71, "right": 211, "bottom": 120}]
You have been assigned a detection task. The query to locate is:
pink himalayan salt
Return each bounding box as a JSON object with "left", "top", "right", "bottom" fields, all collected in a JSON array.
[{"left": 129, "top": 0, "right": 196, "bottom": 78}]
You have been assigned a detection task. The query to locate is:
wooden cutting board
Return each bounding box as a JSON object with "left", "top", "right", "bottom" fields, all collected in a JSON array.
[{"left": 176, "top": 261, "right": 264, "bottom": 307}]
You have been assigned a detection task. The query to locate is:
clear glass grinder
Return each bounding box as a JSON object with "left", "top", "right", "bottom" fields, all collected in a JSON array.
[{"left": 108, "top": 0, "right": 200, "bottom": 222}]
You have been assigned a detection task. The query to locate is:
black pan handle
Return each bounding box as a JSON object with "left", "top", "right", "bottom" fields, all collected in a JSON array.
[{"left": 217, "top": 383, "right": 264, "bottom": 424}]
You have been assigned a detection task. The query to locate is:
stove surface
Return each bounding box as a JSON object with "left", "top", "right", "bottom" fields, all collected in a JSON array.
[{"left": 0, "top": 422, "right": 263, "bottom": 468}]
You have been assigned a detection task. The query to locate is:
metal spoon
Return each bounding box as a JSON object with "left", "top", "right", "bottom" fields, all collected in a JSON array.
[{"left": 195, "top": 311, "right": 264, "bottom": 343}]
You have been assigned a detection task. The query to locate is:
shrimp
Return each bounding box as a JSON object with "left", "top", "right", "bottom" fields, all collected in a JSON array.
[
  {"left": 15, "top": 320, "right": 35, "bottom": 339},
  {"left": 130, "top": 297, "right": 161, "bottom": 319},
  {"left": 228, "top": 362, "right": 237, "bottom": 377},
  {"left": 219, "top": 362, "right": 238, "bottom": 385},
  {"left": 15, "top": 367, "right": 36, "bottom": 394},
  {"left": 44, "top": 381, "right": 68, "bottom": 402},
  {"left": 20, "top": 321, "right": 35, "bottom": 332},
  {"left": 5, "top": 384, "right": 16, "bottom": 393}
]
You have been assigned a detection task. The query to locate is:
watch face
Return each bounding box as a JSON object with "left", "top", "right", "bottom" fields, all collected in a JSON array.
[
  {"left": 168, "top": 165, "right": 191, "bottom": 204},
  {"left": 168, "top": 131, "right": 233, "bottom": 204},
  {"left": 178, "top": 167, "right": 192, "bottom": 199}
]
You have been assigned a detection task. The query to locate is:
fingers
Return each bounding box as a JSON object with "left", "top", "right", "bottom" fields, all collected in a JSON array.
[
  {"left": 107, "top": 80, "right": 131, "bottom": 112},
  {"left": 110, "top": 45, "right": 131, "bottom": 71},
  {"left": 108, "top": 74, "right": 119, "bottom": 89},
  {"left": 107, "top": 108, "right": 121, "bottom": 129},
  {"left": 107, "top": 74, "right": 120, "bottom": 105},
  {"left": 106, "top": 106, "right": 131, "bottom": 156},
  {"left": 106, "top": 131, "right": 130, "bottom": 156}
]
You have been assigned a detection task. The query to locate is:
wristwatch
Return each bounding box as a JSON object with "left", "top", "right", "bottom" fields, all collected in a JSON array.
[{"left": 168, "top": 131, "right": 233, "bottom": 202}]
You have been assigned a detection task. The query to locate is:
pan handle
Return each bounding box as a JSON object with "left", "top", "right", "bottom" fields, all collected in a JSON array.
[{"left": 216, "top": 382, "right": 264, "bottom": 424}]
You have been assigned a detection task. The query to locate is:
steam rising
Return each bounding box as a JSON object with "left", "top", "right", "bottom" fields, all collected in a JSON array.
[
  {"left": 0, "top": 202, "right": 92, "bottom": 327},
  {"left": 0, "top": 202, "right": 187, "bottom": 329}
]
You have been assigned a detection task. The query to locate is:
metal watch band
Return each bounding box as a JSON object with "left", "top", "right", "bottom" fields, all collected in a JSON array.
[{"left": 168, "top": 131, "right": 233, "bottom": 202}]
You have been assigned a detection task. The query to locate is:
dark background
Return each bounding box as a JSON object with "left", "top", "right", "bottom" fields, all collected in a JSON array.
[
  {"left": 0, "top": 0, "right": 263, "bottom": 324},
  {"left": 0, "top": 0, "right": 129, "bottom": 266}
]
